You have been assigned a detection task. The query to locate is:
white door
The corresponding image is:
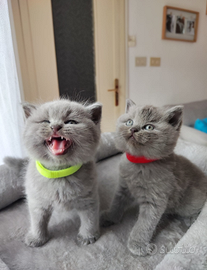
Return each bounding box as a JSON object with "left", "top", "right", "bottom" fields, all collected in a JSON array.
[
  {"left": 10, "top": 0, "right": 59, "bottom": 103},
  {"left": 93, "top": 0, "right": 127, "bottom": 132}
]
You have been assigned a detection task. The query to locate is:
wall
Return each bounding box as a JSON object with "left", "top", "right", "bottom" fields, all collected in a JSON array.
[{"left": 128, "top": 0, "right": 207, "bottom": 106}]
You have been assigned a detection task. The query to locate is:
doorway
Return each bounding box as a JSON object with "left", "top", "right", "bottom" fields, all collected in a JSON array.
[
  {"left": 51, "top": 0, "right": 96, "bottom": 102},
  {"left": 10, "top": 0, "right": 127, "bottom": 132}
]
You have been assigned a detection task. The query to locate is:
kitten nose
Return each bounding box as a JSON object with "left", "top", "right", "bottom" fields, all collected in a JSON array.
[
  {"left": 51, "top": 125, "right": 62, "bottom": 132},
  {"left": 130, "top": 127, "right": 139, "bottom": 133}
]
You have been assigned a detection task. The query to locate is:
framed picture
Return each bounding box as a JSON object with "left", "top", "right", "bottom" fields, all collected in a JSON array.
[{"left": 162, "top": 6, "right": 199, "bottom": 42}]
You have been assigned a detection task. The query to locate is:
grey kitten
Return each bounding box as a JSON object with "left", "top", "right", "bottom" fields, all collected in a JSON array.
[
  {"left": 101, "top": 99, "right": 207, "bottom": 256},
  {"left": 16, "top": 99, "right": 101, "bottom": 247}
]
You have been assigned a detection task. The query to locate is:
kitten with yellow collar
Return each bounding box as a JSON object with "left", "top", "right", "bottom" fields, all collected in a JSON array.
[{"left": 19, "top": 99, "right": 102, "bottom": 247}]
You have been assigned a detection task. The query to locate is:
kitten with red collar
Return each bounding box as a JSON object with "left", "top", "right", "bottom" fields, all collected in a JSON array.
[{"left": 101, "top": 99, "right": 207, "bottom": 256}]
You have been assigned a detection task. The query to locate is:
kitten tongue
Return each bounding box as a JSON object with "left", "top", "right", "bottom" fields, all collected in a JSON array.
[{"left": 51, "top": 138, "right": 70, "bottom": 155}]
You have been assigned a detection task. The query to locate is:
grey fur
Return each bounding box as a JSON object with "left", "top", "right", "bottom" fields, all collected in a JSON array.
[
  {"left": 17, "top": 99, "right": 102, "bottom": 247},
  {"left": 101, "top": 99, "right": 207, "bottom": 256}
]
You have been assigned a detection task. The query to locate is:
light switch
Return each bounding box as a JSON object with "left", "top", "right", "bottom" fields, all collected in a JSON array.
[
  {"left": 150, "top": 57, "right": 161, "bottom": 67},
  {"left": 135, "top": 57, "right": 147, "bottom": 67}
]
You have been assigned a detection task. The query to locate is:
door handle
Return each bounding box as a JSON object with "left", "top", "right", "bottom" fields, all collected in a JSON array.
[{"left": 108, "top": 79, "right": 119, "bottom": 106}]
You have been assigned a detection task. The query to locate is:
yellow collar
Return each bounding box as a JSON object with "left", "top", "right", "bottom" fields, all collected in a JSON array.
[{"left": 36, "top": 160, "right": 82, "bottom": 179}]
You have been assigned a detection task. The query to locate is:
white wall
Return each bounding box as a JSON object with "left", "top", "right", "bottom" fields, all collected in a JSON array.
[{"left": 128, "top": 0, "right": 207, "bottom": 106}]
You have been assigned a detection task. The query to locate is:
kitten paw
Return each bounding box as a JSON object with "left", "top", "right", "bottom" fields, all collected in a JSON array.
[
  {"left": 100, "top": 210, "right": 118, "bottom": 227},
  {"left": 127, "top": 240, "right": 152, "bottom": 257},
  {"left": 25, "top": 232, "right": 49, "bottom": 247},
  {"left": 77, "top": 232, "right": 100, "bottom": 245}
]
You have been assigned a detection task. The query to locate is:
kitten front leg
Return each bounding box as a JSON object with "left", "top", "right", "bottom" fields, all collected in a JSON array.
[
  {"left": 100, "top": 176, "right": 134, "bottom": 227},
  {"left": 77, "top": 201, "right": 100, "bottom": 245},
  {"left": 25, "top": 202, "right": 52, "bottom": 247},
  {"left": 128, "top": 202, "right": 167, "bottom": 256}
]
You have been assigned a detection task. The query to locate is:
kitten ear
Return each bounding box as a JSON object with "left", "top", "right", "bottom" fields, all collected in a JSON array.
[
  {"left": 126, "top": 99, "right": 136, "bottom": 113},
  {"left": 22, "top": 103, "right": 37, "bottom": 118},
  {"left": 87, "top": 103, "right": 102, "bottom": 124},
  {"left": 164, "top": 105, "right": 183, "bottom": 130}
]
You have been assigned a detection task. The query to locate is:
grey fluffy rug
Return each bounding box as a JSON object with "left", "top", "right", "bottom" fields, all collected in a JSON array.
[{"left": 0, "top": 135, "right": 207, "bottom": 270}]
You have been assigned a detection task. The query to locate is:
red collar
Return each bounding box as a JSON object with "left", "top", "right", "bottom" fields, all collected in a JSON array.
[{"left": 126, "top": 153, "right": 160, "bottom": 163}]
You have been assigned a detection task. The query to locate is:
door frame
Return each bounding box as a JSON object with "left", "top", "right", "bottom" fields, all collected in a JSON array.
[{"left": 9, "top": 0, "right": 59, "bottom": 103}]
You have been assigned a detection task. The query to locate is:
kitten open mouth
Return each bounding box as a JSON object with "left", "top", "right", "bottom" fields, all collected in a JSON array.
[{"left": 45, "top": 136, "right": 72, "bottom": 156}]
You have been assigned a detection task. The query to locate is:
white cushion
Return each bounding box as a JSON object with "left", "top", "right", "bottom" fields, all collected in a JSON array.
[{"left": 180, "top": 125, "right": 207, "bottom": 146}]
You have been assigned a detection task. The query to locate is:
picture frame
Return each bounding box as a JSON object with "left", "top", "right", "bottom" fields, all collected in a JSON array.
[{"left": 162, "top": 6, "right": 199, "bottom": 42}]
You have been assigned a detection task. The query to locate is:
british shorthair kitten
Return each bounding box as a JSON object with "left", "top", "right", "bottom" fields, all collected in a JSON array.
[
  {"left": 101, "top": 99, "right": 207, "bottom": 256},
  {"left": 16, "top": 99, "right": 101, "bottom": 247}
]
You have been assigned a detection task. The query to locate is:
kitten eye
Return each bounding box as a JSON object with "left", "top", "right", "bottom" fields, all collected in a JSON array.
[
  {"left": 126, "top": 119, "right": 133, "bottom": 126},
  {"left": 64, "top": 120, "right": 78, "bottom": 125},
  {"left": 143, "top": 124, "right": 154, "bottom": 130},
  {"left": 42, "top": 120, "right": 50, "bottom": 123}
]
